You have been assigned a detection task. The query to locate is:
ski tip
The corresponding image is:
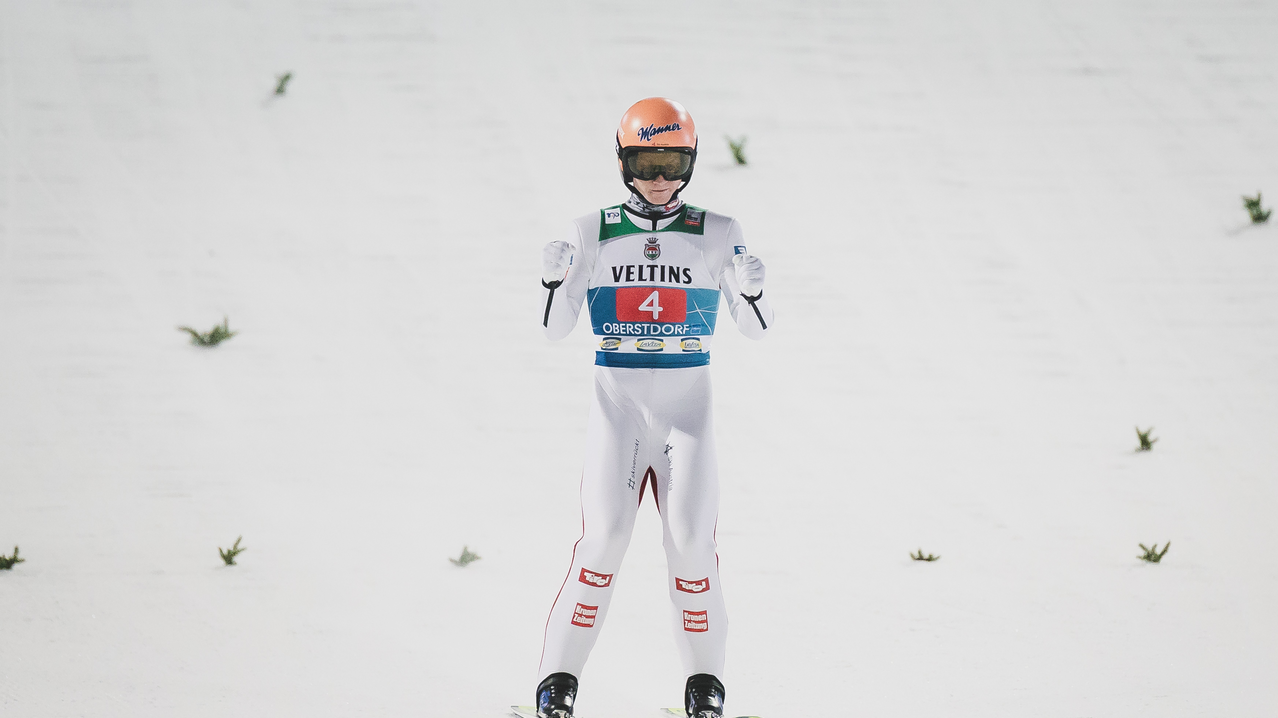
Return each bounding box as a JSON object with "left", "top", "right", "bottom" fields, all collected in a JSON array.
[{"left": 511, "top": 706, "right": 538, "bottom": 718}]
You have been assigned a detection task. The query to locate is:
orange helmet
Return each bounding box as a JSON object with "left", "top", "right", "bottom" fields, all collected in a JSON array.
[
  {"left": 615, "top": 98, "right": 699, "bottom": 200},
  {"left": 617, "top": 97, "right": 697, "bottom": 149}
]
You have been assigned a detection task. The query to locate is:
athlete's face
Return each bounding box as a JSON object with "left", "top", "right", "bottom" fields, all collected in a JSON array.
[{"left": 621, "top": 159, "right": 684, "bottom": 206}]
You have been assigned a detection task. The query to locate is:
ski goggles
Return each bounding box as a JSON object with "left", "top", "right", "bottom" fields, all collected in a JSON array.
[{"left": 621, "top": 147, "right": 696, "bottom": 181}]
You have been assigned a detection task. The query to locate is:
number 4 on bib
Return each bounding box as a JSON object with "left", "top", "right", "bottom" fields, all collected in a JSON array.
[
  {"left": 639, "top": 290, "right": 663, "bottom": 320},
  {"left": 616, "top": 287, "right": 687, "bottom": 323}
]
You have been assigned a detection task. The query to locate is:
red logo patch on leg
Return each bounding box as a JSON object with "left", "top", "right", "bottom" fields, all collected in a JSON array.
[
  {"left": 683, "top": 610, "right": 708, "bottom": 632},
  {"left": 675, "top": 576, "right": 710, "bottom": 593},
  {"left": 571, "top": 603, "right": 598, "bottom": 628},
  {"left": 578, "top": 568, "right": 614, "bottom": 588}
]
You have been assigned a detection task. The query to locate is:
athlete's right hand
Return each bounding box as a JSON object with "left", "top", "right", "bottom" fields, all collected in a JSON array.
[{"left": 542, "top": 241, "right": 572, "bottom": 285}]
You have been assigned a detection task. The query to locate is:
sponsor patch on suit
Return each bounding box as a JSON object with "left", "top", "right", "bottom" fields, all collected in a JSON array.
[
  {"left": 676, "top": 576, "right": 710, "bottom": 593},
  {"left": 572, "top": 603, "right": 598, "bottom": 628},
  {"left": 579, "top": 569, "right": 614, "bottom": 588},
  {"left": 683, "top": 609, "right": 708, "bottom": 632}
]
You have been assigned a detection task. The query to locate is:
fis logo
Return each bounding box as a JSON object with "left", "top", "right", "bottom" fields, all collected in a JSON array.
[
  {"left": 682, "top": 610, "right": 708, "bottom": 633},
  {"left": 571, "top": 603, "right": 598, "bottom": 628},
  {"left": 636, "top": 122, "right": 682, "bottom": 142},
  {"left": 675, "top": 576, "right": 710, "bottom": 594},
  {"left": 578, "top": 568, "right": 614, "bottom": 588},
  {"left": 604, "top": 208, "right": 622, "bottom": 224},
  {"left": 644, "top": 237, "right": 661, "bottom": 261}
]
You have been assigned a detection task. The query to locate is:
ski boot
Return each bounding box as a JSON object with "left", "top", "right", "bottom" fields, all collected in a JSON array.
[
  {"left": 684, "top": 673, "right": 725, "bottom": 718},
  {"left": 536, "top": 672, "right": 578, "bottom": 718}
]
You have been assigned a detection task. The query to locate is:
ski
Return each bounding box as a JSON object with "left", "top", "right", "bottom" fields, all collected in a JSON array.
[
  {"left": 660, "top": 709, "right": 762, "bottom": 718},
  {"left": 511, "top": 708, "right": 594, "bottom": 718},
  {"left": 511, "top": 707, "right": 585, "bottom": 718},
  {"left": 511, "top": 705, "right": 760, "bottom": 718}
]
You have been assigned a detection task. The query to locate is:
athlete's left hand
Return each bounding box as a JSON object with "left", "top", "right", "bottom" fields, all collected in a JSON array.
[{"left": 733, "top": 253, "right": 766, "bottom": 297}]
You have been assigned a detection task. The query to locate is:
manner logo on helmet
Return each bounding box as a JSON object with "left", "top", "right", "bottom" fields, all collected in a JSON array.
[
  {"left": 635, "top": 338, "right": 665, "bottom": 352},
  {"left": 683, "top": 610, "right": 708, "bottom": 633},
  {"left": 636, "top": 122, "right": 682, "bottom": 142},
  {"left": 604, "top": 208, "right": 622, "bottom": 225},
  {"left": 680, "top": 338, "right": 702, "bottom": 353},
  {"left": 599, "top": 337, "right": 622, "bottom": 351},
  {"left": 644, "top": 237, "right": 661, "bottom": 261},
  {"left": 572, "top": 603, "right": 598, "bottom": 628},
  {"left": 676, "top": 576, "right": 710, "bottom": 593},
  {"left": 684, "top": 209, "right": 704, "bottom": 227},
  {"left": 579, "top": 568, "right": 614, "bottom": 588}
]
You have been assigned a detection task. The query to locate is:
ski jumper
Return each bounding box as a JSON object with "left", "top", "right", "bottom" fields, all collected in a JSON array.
[{"left": 538, "top": 201, "right": 774, "bottom": 683}]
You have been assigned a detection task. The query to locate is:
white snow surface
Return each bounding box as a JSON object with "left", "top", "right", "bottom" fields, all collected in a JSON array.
[{"left": 2, "top": 1, "right": 1277, "bottom": 716}]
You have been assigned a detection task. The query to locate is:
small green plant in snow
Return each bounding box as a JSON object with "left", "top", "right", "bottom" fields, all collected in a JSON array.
[
  {"left": 1242, "top": 192, "right": 1271, "bottom": 224},
  {"left": 219, "top": 536, "right": 246, "bottom": 566},
  {"left": 910, "top": 548, "right": 940, "bottom": 562},
  {"left": 179, "top": 317, "right": 236, "bottom": 346},
  {"left": 275, "top": 72, "right": 293, "bottom": 96},
  {"left": 1135, "top": 426, "right": 1158, "bottom": 452},
  {"left": 0, "top": 546, "right": 25, "bottom": 570},
  {"left": 726, "top": 135, "right": 748, "bottom": 165},
  {"left": 450, "top": 546, "right": 481, "bottom": 567},
  {"left": 1138, "top": 541, "right": 1170, "bottom": 563}
]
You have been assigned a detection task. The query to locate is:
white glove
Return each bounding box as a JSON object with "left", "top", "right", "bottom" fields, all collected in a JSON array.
[
  {"left": 732, "top": 253, "right": 766, "bottom": 297},
  {"left": 542, "top": 241, "right": 572, "bottom": 284}
]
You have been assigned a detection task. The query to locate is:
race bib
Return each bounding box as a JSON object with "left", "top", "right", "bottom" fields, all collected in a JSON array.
[{"left": 614, "top": 287, "right": 687, "bottom": 323}]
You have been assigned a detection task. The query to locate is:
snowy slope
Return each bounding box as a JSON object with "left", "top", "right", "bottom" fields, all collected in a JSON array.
[{"left": 2, "top": 1, "right": 1277, "bottom": 716}]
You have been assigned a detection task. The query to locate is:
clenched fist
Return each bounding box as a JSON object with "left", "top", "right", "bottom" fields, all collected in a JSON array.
[
  {"left": 732, "top": 253, "right": 766, "bottom": 297},
  {"left": 542, "top": 241, "right": 573, "bottom": 285}
]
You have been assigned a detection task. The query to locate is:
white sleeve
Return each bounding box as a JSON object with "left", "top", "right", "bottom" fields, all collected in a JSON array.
[
  {"left": 717, "top": 219, "right": 774, "bottom": 340},
  {"left": 541, "top": 221, "right": 594, "bottom": 341}
]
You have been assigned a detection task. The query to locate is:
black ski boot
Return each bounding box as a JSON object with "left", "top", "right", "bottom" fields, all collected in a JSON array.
[
  {"left": 684, "top": 673, "right": 725, "bottom": 718},
  {"left": 536, "top": 672, "right": 578, "bottom": 718}
]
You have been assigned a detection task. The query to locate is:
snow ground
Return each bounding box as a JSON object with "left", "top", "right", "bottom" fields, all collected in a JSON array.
[{"left": 1, "top": 1, "right": 1276, "bottom": 716}]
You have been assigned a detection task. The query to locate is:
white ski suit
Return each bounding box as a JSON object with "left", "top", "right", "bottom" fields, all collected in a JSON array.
[{"left": 537, "top": 201, "right": 773, "bottom": 683}]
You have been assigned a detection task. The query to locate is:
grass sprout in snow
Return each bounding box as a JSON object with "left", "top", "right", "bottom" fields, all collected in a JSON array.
[
  {"left": 450, "top": 546, "right": 481, "bottom": 567},
  {"left": 0, "top": 546, "right": 25, "bottom": 570},
  {"left": 1138, "top": 542, "right": 1170, "bottom": 563},
  {"left": 275, "top": 72, "right": 293, "bottom": 95},
  {"left": 1242, "top": 192, "right": 1271, "bottom": 224},
  {"left": 1135, "top": 426, "right": 1158, "bottom": 451},
  {"left": 219, "top": 536, "right": 246, "bottom": 566},
  {"left": 179, "top": 317, "right": 236, "bottom": 347},
  {"left": 910, "top": 548, "right": 940, "bottom": 562},
  {"left": 726, "top": 135, "right": 748, "bottom": 165}
]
